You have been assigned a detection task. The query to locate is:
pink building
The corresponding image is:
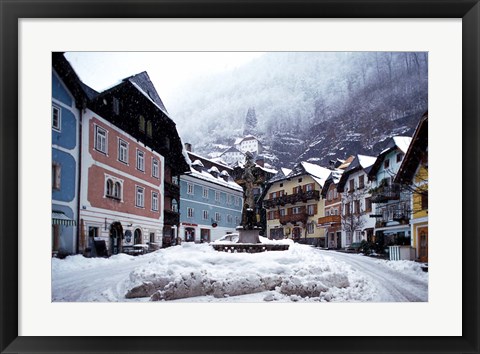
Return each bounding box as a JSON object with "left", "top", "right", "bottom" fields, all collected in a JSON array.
[{"left": 79, "top": 113, "right": 165, "bottom": 256}]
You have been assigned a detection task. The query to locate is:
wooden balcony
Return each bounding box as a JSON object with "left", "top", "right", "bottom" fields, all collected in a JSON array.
[
  {"left": 164, "top": 182, "right": 180, "bottom": 198},
  {"left": 164, "top": 210, "right": 180, "bottom": 226},
  {"left": 317, "top": 215, "right": 341, "bottom": 226},
  {"left": 263, "top": 190, "right": 320, "bottom": 209},
  {"left": 279, "top": 212, "right": 308, "bottom": 225},
  {"left": 370, "top": 184, "right": 401, "bottom": 203}
]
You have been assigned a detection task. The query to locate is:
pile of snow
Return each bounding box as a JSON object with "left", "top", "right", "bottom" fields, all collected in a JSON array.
[
  {"left": 377, "top": 259, "right": 428, "bottom": 281},
  {"left": 124, "top": 241, "right": 375, "bottom": 302}
]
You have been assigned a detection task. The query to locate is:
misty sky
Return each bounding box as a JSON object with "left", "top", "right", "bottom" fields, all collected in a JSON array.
[{"left": 64, "top": 52, "right": 265, "bottom": 108}]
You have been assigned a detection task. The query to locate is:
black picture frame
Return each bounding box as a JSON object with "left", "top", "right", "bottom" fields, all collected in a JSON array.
[{"left": 1, "top": 1, "right": 478, "bottom": 353}]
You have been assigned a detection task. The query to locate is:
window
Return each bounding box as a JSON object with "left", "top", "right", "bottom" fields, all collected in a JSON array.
[
  {"left": 354, "top": 200, "right": 360, "bottom": 214},
  {"left": 305, "top": 183, "right": 314, "bottom": 191},
  {"left": 88, "top": 226, "right": 99, "bottom": 238},
  {"left": 365, "top": 198, "right": 372, "bottom": 212},
  {"left": 397, "top": 153, "right": 404, "bottom": 163},
  {"left": 136, "top": 150, "right": 145, "bottom": 171},
  {"left": 421, "top": 194, "right": 428, "bottom": 210},
  {"left": 227, "top": 214, "right": 233, "bottom": 223},
  {"left": 307, "top": 204, "right": 316, "bottom": 216},
  {"left": 345, "top": 202, "right": 351, "bottom": 216},
  {"left": 113, "top": 97, "right": 120, "bottom": 115},
  {"left": 229, "top": 195, "right": 235, "bottom": 205},
  {"left": 95, "top": 126, "right": 107, "bottom": 153},
  {"left": 106, "top": 179, "right": 113, "bottom": 196},
  {"left": 280, "top": 209, "right": 286, "bottom": 216},
  {"left": 172, "top": 199, "right": 178, "bottom": 213},
  {"left": 280, "top": 183, "right": 283, "bottom": 187},
  {"left": 333, "top": 189, "right": 338, "bottom": 199},
  {"left": 135, "top": 186, "right": 145, "bottom": 207},
  {"left": 384, "top": 158, "right": 390, "bottom": 169},
  {"left": 307, "top": 222, "right": 315, "bottom": 234},
  {"left": 358, "top": 175, "right": 365, "bottom": 189},
  {"left": 215, "top": 191, "right": 221, "bottom": 202},
  {"left": 334, "top": 208, "right": 339, "bottom": 216},
  {"left": 187, "top": 183, "right": 194, "bottom": 195},
  {"left": 150, "top": 232, "right": 156, "bottom": 243},
  {"left": 152, "top": 192, "right": 159, "bottom": 211},
  {"left": 118, "top": 139, "right": 128, "bottom": 163},
  {"left": 292, "top": 206, "right": 302, "bottom": 214},
  {"left": 152, "top": 158, "right": 159, "bottom": 178},
  {"left": 202, "top": 187, "right": 208, "bottom": 198},
  {"left": 298, "top": 178, "right": 303, "bottom": 183},
  {"left": 113, "top": 182, "right": 121, "bottom": 199},
  {"left": 328, "top": 190, "right": 333, "bottom": 201},
  {"left": 215, "top": 212, "right": 221, "bottom": 222},
  {"left": 139, "top": 115, "right": 145, "bottom": 132},
  {"left": 52, "top": 163, "right": 61, "bottom": 190},
  {"left": 52, "top": 105, "right": 61, "bottom": 131},
  {"left": 203, "top": 210, "right": 209, "bottom": 220},
  {"left": 146, "top": 120, "right": 153, "bottom": 137},
  {"left": 235, "top": 216, "right": 240, "bottom": 225},
  {"left": 326, "top": 210, "right": 330, "bottom": 216},
  {"left": 187, "top": 207, "right": 194, "bottom": 218},
  {"left": 349, "top": 179, "right": 355, "bottom": 193}
]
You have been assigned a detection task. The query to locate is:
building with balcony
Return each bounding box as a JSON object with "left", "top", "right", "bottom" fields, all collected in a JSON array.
[
  {"left": 263, "top": 161, "right": 330, "bottom": 246},
  {"left": 320, "top": 169, "right": 345, "bottom": 249},
  {"left": 368, "top": 136, "right": 412, "bottom": 247},
  {"left": 179, "top": 150, "right": 243, "bottom": 243},
  {"left": 336, "top": 154, "right": 377, "bottom": 248},
  {"left": 395, "top": 112, "right": 428, "bottom": 262}
]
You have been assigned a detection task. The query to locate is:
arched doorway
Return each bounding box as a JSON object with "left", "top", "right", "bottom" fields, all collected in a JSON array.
[
  {"left": 292, "top": 227, "right": 302, "bottom": 241},
  {"left": 109, "top": 222, "right": 123, "bottom": 255},
  {"left": 134, "top": 228, "right": 142, "bottom": 245}
]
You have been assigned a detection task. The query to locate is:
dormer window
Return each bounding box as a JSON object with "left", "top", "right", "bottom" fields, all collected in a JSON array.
[
  {"left": 146, "top": 120, "right": 153, "bottom": 138},
  {"left": 113, "top": 97, "right": 120, "bottom": 115},
  {"left": 139, "top": 115, "right": 145, "bottom": 132}
]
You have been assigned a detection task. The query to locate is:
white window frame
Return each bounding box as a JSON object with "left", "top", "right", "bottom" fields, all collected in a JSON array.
[
  {"left": 307, "top": 222, "right": 315, "bottom": 234},
  {"left": 118, "top": 138, "right": 128, "bottom": 164},
  {"left": 52, "top": 104, "right": 61, "bottom": 132},
  {"left": 135, "top": 186, "right": 145, "bottom": 208},
  {"left": 136, "top": 149, "right": 145, "bottom": 171},
  {"left": 95, "top": 125, "right": 107, "bottom": 154},
  {"left": 152, "top": 158, "right": 159, "bottom": 178},
  {"left": 227, "top": 214, "right": 233, "bottom": 223},
  {"left": 215, "top": 212, "right": 221, "bottom": 222},
  {"left": 307, "top": 204, "right": 315, "bottom": 215},
  {"left": 202, "top": 187, "right": 209, "bottom": 199},
  {"left": 187, "top": 207, "right": 194, "bottom": 218},
  {"left": 202, "top": 210, "right": 209, "bottom": 220},
  {"left": 187, "top": 183, "right": 194, "bottom": 195},
  {"left": 151, "top": 191, "right": 159, "bottom": 211},
  {"left": 215, "top": 191, "right": 221, "bottom": 202}
]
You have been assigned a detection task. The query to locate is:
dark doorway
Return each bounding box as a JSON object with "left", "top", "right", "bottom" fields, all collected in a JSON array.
[{"left": 109, "top": 222, "right": 123, "bottom": 255}]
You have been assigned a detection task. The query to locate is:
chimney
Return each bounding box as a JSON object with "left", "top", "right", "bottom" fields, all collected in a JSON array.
[{"left": 184, "top": 143, "right": 192, "bottom": 152}]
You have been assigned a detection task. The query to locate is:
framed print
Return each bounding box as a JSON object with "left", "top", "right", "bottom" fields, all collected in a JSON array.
[{"left": 1, "top": 0, "right": 479, "bottom": 353}]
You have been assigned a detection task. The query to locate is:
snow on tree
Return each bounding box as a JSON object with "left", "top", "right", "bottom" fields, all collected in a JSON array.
[{"left": 243, "top": 107, "right": 257, "bottom": 136}]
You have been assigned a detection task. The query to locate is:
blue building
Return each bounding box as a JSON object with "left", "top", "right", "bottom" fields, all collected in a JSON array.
[
  {"left": 51, "top": 53, "right": 90, "bottom": 256},
  {"left": 179, "top": 149, "right": 243, "bottom": 243}
]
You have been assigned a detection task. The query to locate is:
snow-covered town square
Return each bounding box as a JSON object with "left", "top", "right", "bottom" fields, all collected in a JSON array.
[
  {"left": 52, "top": 51, "right": 428, "bottom": 302},
  {"left": 52, "top": 239, "right": 427, "bottom": 302}
]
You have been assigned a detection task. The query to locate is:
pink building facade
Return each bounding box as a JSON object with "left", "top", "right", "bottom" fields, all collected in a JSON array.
[{"left": 79, "top": 112, "right": 165, "bottom": 256}]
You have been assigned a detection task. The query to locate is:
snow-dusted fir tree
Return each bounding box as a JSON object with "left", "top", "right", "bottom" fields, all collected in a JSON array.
[{"left": 243, "top": 107, "right": 257, "bottom": 136}]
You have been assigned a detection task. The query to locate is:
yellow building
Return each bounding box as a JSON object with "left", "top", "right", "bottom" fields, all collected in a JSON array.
[
  {"left": 395, "top": 112, "right": 428, "bottom": 262},
  {"left": 263, "top": 162, "right": 331, "bottom": 246}
]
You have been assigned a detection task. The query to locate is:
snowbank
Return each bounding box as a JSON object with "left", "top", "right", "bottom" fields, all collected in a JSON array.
[{"left": 125, "top": 241, "right": 375, "bottom": 302}]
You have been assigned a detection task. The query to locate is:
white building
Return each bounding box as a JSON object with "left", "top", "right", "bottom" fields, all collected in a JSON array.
[{"left": 235, "top": 135, "right": 263, "bottom": 155}]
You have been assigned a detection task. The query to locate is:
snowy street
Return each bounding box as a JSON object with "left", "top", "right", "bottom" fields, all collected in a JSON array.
[
  {"left": 314, "top": 250, "right": 428, "bottom": 302},
  {"left": 52, "top": 241, "right": 427, "bottom": 303}
]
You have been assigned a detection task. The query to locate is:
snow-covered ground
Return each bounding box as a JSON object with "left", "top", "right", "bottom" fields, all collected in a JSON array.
[{"left": 52, "top": 240, "right": 427, "bottom": 303}]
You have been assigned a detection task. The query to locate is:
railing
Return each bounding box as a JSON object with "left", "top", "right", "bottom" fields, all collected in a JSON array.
[
  {"left": 263, "top": 190, "right": 320, "bottom": 209},
  {"left": 280, "top": 212, "right": 308, "bottom": 225},
  {"left": 164, "top": 210, "right": 180, "bottom": 225},
  {"left": 317, "top": 215, "right": 341, "bottom": 225},
  {"left": 370, "top": 184, "right": 401, "bottom": 203}
]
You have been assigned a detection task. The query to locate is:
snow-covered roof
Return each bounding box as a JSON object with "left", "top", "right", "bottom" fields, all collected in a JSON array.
[
  {"left": 208, "top": 166, "right": 220, "bottom": 174},
  {"left": 191, "top": 159, "right": 204, "bottom": 167},
  {"left": 281, "top": 168, "right": 292, "bottom": 176},
  {"left": 393, "top": 136, "right": 413, "bottom": 154},
  {"left": 188, "top": 167, "right": 243, "bottom": 192},
  {"left": 220, "top": 146, "right": 244, "bottom": 155},
  {"left": 357, "top": 155, "right": 376, "bottom": 169},
  {"left": 300, "top": 162, "right": 331, "bottom": 185},
  {"left": 220, "top": 170, "right": 230, "bottom": 177}
]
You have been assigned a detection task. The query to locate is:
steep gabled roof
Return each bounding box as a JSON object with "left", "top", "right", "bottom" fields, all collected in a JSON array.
[
  {"left": 337, "top": 154, "right": 376, "bottom": 192},
  {"left": 368, "top": 136, "right": 413, "bottom": 179},
  {"left": 126, "top": 71, "right": 169, "bottom": 115},
  {"left": 395, "top": 112, "right": 428, "bottom": 184},
  {"left": 220, "top": 146, "right": 245, "bottom": 156},
  {"left": 321, "top": 169, "right": 344, "bottom": 198},
  {"left": 286, "top": 161, "right": 331, "bottom": 188}
]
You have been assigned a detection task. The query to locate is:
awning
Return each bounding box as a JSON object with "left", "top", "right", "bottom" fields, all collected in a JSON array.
[
  {"left": 52, "top": 211, "right": 76, "bottom": 226},
  {"left": 374, "top": 224, "right": 409, "bottom": 234}
]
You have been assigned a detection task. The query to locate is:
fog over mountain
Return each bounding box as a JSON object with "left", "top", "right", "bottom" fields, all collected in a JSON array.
[{"left": 168, "top": 52, "right": 428, "bottom": 168}]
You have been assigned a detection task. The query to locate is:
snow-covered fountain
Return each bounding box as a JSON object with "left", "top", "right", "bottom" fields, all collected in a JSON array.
[{"left": 212, "top": 153, "right": 289, "bottom": 253}]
